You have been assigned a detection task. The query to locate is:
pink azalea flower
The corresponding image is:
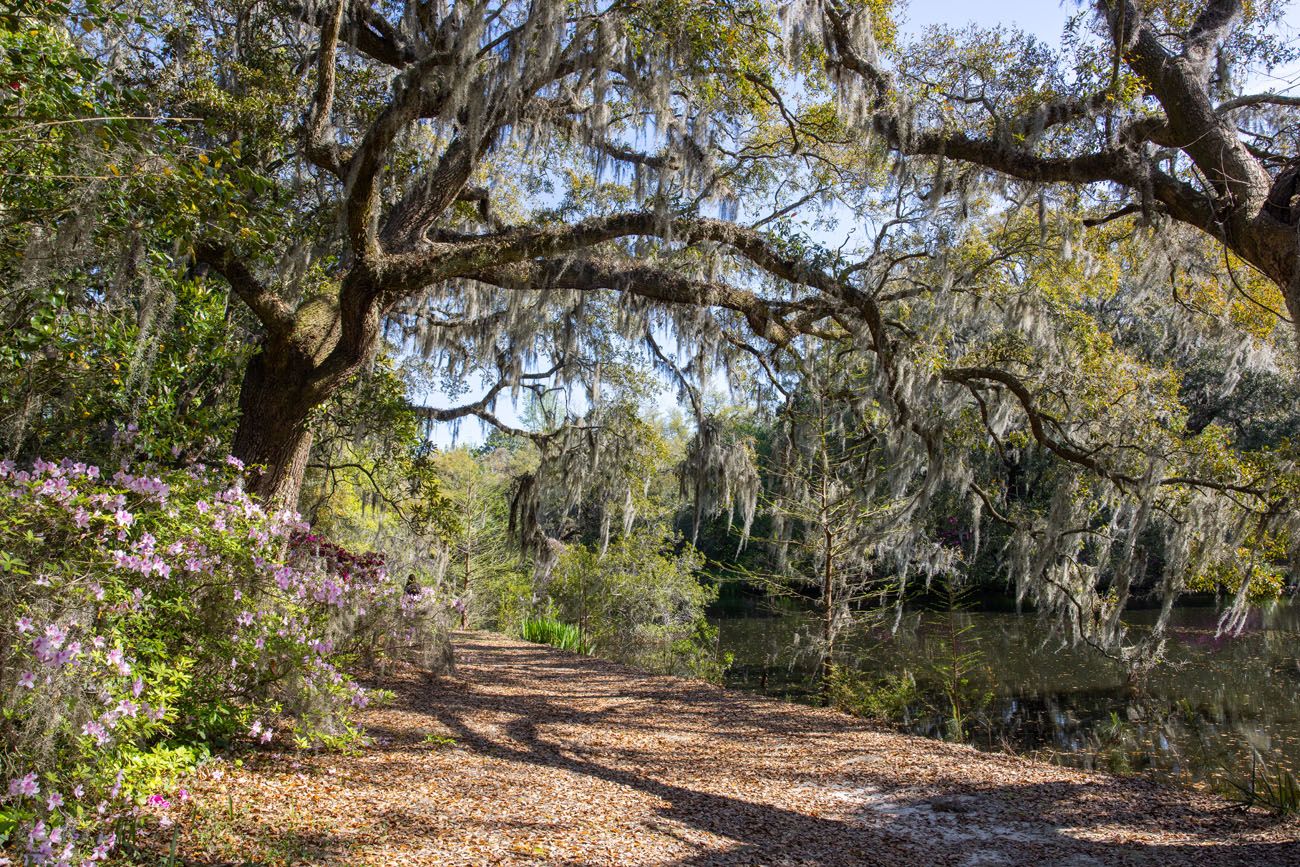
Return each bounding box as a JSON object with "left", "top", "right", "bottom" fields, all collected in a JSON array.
[
  {"left": 81, "top": 722, "right": 109, "bottom": 746},
  {"left": 8, "top": 773, "right": 39, "bottom": 798}
]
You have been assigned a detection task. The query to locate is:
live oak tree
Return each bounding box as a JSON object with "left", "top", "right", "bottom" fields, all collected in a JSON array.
[
  {"left": 814, "top": 0, "right": 1300, "bottom": 351},
  {"left": 168, "top": 0, "right": 876, "bottom": 505},
  {"left": 11, "top": 0, "right": 1297, "bottom": 662},
  {"left": 680, "top": 196, "right": 1297, "bottom": 665},
  {"left": 758, "top": 0, "right": 1300, "bottom": 661}
]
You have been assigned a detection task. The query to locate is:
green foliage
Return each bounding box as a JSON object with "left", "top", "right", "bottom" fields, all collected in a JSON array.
[
  {"left": 827, "top": 665, "right": 920, "bottom": 722},
  {"left": 302, "top": 356, "right": 453, "bottom": 546},
  {"left": 520, "top": 614, "right": 592, "bottom": 656},
  {"left": 1, "top": 273, "right": 249, "bottom": 464},
  {"left": 0, "top": 11, "right": 252, "bottom": 467},
  {"left": 923, "top": 576, "right": 994, "bottom": 742},
  {"left": 1227, "top": 753, "right": 1300, "bottom": 816},
  {"left": 431, "top": 447, "right": 530, "bottom": 630},
  {"left": 547, "top": 525, "right": 723, "bottom": 680},
  {"left": 1186, "top": 531, "right": 1290, "bottom": 601},
  {"left": 0, "top": 4, "right": 140, "bottom": 265}
]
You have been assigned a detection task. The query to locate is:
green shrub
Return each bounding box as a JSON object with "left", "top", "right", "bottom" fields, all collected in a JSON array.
[
  {"left": 544, "top": 526, "right": 724, "bottom": 680},
  {"left": 827, "top": 665, "right": 920, "bottom": 722}
]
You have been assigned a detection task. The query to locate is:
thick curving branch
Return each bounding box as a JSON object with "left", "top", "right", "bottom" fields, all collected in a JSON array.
[
  {"left": 823, "top": 0, "right": 1300, "bottom": 342},
  {"left": 192, "top": 242, "right": 294, "bottom": 336}
]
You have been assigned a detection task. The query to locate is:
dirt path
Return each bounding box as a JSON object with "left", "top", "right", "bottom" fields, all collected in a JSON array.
[{"left": 165, "top": 633, "right": 1299, "bottom": 865}]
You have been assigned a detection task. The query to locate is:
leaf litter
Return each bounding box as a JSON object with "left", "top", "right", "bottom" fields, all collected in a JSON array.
[{"left": 144, "top": 633, "right": 1300, "bottom": 866}]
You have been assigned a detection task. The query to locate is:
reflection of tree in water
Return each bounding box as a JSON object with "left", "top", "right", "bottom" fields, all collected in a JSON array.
[{"left": 715, "top": 602, "right": 1300, "bottom": 790}]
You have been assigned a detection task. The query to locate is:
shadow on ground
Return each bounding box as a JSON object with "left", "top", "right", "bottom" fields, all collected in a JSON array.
[{"left": 177, "top": 634, "right": 1300, "bottom": 866}]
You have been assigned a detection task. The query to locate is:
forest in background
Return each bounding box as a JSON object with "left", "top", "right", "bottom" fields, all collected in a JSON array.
[{"left": 3, "top": 0, "right": 1300, "bottom": 861}]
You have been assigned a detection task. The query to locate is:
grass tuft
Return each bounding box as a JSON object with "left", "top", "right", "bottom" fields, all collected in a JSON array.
[
  {"left": 1227, "top": 752, "right": 1300, "bottom": 816},
  {"left": 520, "top": 616, "right": 592, "bottom": 655}
]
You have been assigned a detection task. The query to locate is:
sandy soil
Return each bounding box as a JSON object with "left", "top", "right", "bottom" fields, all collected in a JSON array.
[{"left": 159, "top": 632, "right": 1300, "bottom": 866}]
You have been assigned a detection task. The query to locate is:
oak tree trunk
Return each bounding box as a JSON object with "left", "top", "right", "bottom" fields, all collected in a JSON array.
[{"left": 231, "top": 348, "right": 318, "bottom": 508}]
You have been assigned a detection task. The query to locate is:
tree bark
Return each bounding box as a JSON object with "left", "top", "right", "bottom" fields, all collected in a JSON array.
[
  {"left": 228, "top": 269, "right": 382, "bottom": 509},
  {"left": 230, "top": 347, "right": 319, "bottom": 508},
  {"left": 821, "top": 545, "right": 835, "bottom": 704},
  {"left": 819, "top": 434, "right": 835, "bottom": 704}
]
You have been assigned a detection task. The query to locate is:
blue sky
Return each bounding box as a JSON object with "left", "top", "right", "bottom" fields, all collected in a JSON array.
[
  {"left": 902, "top": 0, "right": 1073, "bottom": 42},
  {"left": 904, "top": 0, "right": 1300, "bottom": 86}
]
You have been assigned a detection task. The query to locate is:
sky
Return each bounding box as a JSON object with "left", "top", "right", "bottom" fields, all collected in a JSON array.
[
  {"left": 420, "top": 0, "right": 1300, "bottom": 449},
  {"left": 902, "top": 0, "right": 1073, "bottom": 42}
]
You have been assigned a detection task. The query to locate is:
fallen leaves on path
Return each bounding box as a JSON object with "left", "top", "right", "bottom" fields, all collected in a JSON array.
[{"left": 150, "top": 632, "right": 1300, "bottom": 866}]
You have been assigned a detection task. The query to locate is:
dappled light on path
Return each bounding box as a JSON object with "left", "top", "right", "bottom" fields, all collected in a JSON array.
[{"left": 168, "top": 634, "right": 1299, "bottom": 865}]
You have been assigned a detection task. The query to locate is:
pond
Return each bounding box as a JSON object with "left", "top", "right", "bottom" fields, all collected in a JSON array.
[{"left": 713, "top": 600, "right": 1300, "bottom": 792}]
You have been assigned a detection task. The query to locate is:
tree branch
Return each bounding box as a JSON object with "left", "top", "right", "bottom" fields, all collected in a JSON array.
[
  {"left": 290, "top": 0, "right": 419, "bottom": 70},
  {"left": 303, "top": 0, "right": 347, "bottom": 176},
  {"left": 193, "top": 242, "right": 294, "bottom": 336},
  {"left": 414, "top": 362, "right": 564, "bottom": 424},
  {"left": 467, "top": 255, "right": 801, "bottom": 346},
  {"left": 1216, "top": 92, "right": 1300, "bottom": 113}
]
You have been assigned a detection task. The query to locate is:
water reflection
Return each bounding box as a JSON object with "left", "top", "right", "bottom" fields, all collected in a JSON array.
[{"left": 714, "top": 601, "right": 1300, "bottom": 789}]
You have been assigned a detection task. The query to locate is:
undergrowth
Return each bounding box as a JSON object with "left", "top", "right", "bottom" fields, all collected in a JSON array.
[{"left": 520, "top": 616, "right": 592, "bottom": 655}]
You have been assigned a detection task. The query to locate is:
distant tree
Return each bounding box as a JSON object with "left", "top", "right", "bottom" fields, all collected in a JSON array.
[
  {"left": 300, "top": 355, "right": 451, "bottom": 548},
  {"left": 434, "top": 447, "right": 521, "bottom": 628}
]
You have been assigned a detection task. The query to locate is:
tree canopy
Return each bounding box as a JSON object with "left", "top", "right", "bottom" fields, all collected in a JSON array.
[{"left": 3, "top": 0, "right": 1298, "bottom": 661}]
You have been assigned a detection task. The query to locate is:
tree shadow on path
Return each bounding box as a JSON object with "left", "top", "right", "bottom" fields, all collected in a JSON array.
[{"left": 390, "top": 635, "right": 1300, "bottom": 866}]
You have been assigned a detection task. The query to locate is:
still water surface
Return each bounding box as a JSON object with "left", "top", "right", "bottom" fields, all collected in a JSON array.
[{"left": 714, "top": 601, "right": 1300, "bottom": 789}]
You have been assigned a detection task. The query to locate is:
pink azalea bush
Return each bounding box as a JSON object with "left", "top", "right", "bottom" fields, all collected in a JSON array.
[{"left": 0, "top": 458, "right": 443, "bottom": 864}]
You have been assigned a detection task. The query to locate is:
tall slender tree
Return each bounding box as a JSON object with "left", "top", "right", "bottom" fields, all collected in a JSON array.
[{"left": 763, "top": 357, "right": 920, "bottom": 698}]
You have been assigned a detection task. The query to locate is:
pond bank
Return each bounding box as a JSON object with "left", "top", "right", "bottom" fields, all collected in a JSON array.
[
  {"left": 154, "top": 633, "right": 1298, "bottom": 865},
  {"left": 714, "top": 602, "right": 1300, "bottom": 787}
]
